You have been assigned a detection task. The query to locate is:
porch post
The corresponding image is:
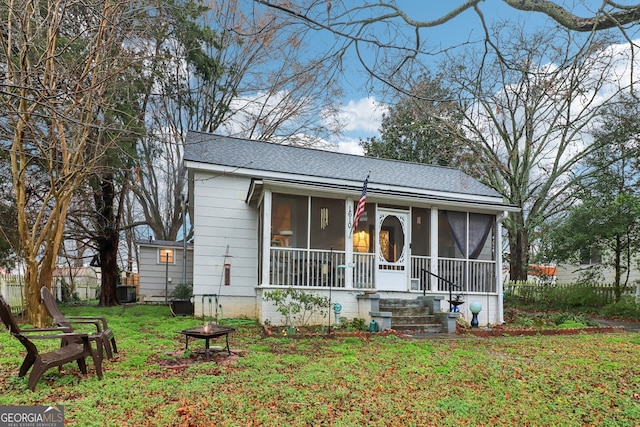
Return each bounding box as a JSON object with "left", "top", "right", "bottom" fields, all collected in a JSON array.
[
  {"left": 344, "top": 197, "right": 354, "bottom": 288},
  {"left": 261, "top": 190, "right": 273, "bottom": 285},
  {"left": 430, "top": 208, "right": 439, "bottom": 286},
  {"left": 496, "top": 212, "right": 506, "bottom": 324}
]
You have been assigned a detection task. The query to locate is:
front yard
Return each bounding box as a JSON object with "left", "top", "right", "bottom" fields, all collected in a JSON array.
[{"left": 1, "top": 304, "right": 639, "bottom": 426}]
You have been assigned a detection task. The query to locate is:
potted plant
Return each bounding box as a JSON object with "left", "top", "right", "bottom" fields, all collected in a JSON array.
[{"left": 170, "top": 282, "right": 194, "bottom": 316}]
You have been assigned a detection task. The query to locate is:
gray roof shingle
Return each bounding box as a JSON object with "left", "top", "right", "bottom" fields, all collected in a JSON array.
[{"left": 184, "top": 131, "right": 501, "bottom": 198}]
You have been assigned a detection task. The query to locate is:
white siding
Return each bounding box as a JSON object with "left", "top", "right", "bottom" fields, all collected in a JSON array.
[
  {"left": 556, "top": 262, "right": 640, "bottom": 285},
  {"left": 193, "top": 172, "right": 259, "bottom": 317}
]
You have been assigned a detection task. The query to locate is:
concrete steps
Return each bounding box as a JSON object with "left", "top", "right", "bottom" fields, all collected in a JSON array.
[{"left": 379, "top": 297, "right": 447, "bottom": 333}]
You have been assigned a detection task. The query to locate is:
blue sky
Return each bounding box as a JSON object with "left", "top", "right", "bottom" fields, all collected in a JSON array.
[
  {"left": 324, "top": 1, "right": 640, "bottom": 154},
  {"left": 327, "top": 1, "right": 546, "bottom": 154}
]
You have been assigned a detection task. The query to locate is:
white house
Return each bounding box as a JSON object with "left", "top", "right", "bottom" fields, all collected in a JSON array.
[{"left": 184, "top": 131, "right": 518, "bottom": 327}]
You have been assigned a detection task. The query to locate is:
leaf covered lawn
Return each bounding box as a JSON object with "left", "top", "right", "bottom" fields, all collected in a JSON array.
[{"left": 0, "top": 305, "right": 639, "bottom": 426}]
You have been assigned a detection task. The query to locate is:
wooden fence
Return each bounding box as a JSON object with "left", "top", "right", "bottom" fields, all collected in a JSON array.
[
  {"left": 504, "top": 280, "right": 640, "bottom": 305},
  {"left": 1, "top": 274, "right": 101, "bottom": 315},
  {"left": 0, "top": 274, "right": 25, "bottom": 315}
]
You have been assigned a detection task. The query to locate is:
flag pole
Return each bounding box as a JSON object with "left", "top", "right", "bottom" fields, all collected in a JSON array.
[{"left": 351, "top": 172, "right": 370, "bottom": 238}]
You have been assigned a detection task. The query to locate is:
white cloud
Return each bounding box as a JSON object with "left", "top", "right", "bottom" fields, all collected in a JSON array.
[
  {"left": 327, "top": 96, "right": 387, "bottom": 155},
  {"left": 337, "top": 97, "right": 387, "bottom": 133},
  {"left": 334, "top": 137, "right": 365, "bottom": 155}
]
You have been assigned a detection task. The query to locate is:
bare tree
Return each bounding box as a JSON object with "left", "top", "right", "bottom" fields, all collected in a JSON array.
[
  {"left": 252, "top": 1, "right": 640, "bottom": 95},
  {"left": 0, "top": 0, "right": 143, "bottom": 324},
  {"left": 132, "top": 0, "right": 344, "bottom": 241},
  {"left": 440, "top": 25, "right": 632, "bottom": 280}
]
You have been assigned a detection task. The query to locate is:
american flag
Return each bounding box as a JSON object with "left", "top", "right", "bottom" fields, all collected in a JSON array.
[{"left": 353, "top": 175, "right": 369, "bottom": 229}]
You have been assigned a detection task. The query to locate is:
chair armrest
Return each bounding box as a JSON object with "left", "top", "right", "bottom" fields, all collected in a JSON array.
[
  {"left": 21, "top": 327, "right": 73, "bottom": 334},
  {"left": 65, "top": 319, "right": 104, "bottom": 332},
  {"left": 27, "top": 332, "right": 89, "bottom": 340},
  {"left": 66, "top": 316, "right": 109, "bottom": 330}
]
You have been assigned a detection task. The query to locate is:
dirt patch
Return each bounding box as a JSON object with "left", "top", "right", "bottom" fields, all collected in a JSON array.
[{"left": 152, "top": 349, "right": 242, "bottom": 370}]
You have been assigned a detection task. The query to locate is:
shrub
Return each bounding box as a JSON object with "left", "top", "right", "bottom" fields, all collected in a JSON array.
[
  {"left": 550, "top": 313, "right": 598, "bottom": 327},
  {"left": 601, "top": 296, "right": 640, "bottom": 320},
  {"left": 263, "top": 287, "right": 330, "bottom": 328},
  {"left": 171, "top": 282, "right": 193, "bottom": 300},
  {"left": 336, "top": 317, "right": 367, "bottom": 332}
]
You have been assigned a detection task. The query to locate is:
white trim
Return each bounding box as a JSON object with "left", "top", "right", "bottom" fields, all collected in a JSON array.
[
  {"left": 430, "top": 208, "right": 439, "bottom": 279},
  {"left": 261, "top": 190, "right": 273, "bottom": 286},
  {"left": 157, "top": 248, "right": 176, "bottom": 265},
  {"left": 496, "top": 212, "right": 507, "bottom": 324}
]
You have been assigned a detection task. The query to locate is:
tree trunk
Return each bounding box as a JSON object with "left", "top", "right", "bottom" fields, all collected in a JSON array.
[
  {"left": 507, "top": 213, "right": 529, "bottom": 282},
  {"left": 23, "top": 266, "right": 49, "bottom": 327},
  {"left": 98, "top": 232, "right": 120, "bottom": 306},
  {"left": 94, "top": 175, "right": 121, "bottom": 306},
  {"left": 614, "top": 235, "right": 622, "bottom": 303}
]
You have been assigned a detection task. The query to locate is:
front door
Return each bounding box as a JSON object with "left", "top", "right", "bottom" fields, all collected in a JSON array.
[{"left": 376, "top": 209, "right": 409, "bottom": 291}]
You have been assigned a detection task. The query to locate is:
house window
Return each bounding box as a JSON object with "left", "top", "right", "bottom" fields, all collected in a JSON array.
[
  {"left": 580, "top": 248, "right": 602, "bottom": 265},
  {"left": 158, "top": 248, "right": 175, "bottom": 264},
  {"left": 271, "top": 193, "right": 308, "bottom": 248}
]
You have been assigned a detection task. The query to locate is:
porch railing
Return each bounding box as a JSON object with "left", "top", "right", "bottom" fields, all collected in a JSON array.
[
  {"left": 268, "top": 249, "right": 496, "bottom": 293},
  {"left": 411, "top": 255, "right": 431, "bottom": 291},
  {"left": 270, "top": 248, "right": 346, "bottom": 288},
  {"left": 437, "top": 258, "right": 497, "bottom": 293},
  {"left": 352, "top": 252, "right": 375, "bottom": 289}
]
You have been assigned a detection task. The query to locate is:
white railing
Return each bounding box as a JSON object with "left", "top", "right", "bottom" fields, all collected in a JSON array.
[
  {"left": 270, "top": 248, "right": 346, "bottom": 288},
  {"left": 437, "top": 258, "right": 497, "bottom": 293},
  {"left": 352, "top": 252, "right": 375, "bottom": 289},
  {"left": 410, "top": 255, "right": 432, "bottom": 291},
  {"left": 1, "top": 274, "right": 25, "bottom": 314},
  {"left": 268, "top": 250, "right": 497, "bottom": 293}
]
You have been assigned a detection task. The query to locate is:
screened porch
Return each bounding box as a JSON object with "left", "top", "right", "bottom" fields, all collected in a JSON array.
[{"left": 263, "top": 191, "right": 500, "bottom": 295}]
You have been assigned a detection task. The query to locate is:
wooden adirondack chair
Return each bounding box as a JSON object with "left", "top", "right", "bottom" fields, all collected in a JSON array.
[
  {"left": 40, "top": 286, "right": 118, "bottom": 359},
  {"left": 0, "top": 294, "right": 103, "bottom": 391}
]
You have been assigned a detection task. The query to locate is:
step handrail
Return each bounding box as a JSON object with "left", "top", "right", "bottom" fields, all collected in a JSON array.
[{"left": 421, "top": 268, "right": 463, "bottom": 312}]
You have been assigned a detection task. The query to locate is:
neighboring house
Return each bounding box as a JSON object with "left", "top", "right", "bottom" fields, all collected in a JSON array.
[
  {"left": 183, "top": 131, "right": 518, "bottom": 326},
  {"left": 555, "top": 256, "right": 640, "bottom": 287},
  {"left": 137, "top": 240, "right": 193, "bottom": 303}
]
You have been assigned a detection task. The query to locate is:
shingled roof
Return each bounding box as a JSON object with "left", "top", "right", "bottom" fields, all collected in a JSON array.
[{"left": 184, "top": 131, "right": 501, "bottom": 199}]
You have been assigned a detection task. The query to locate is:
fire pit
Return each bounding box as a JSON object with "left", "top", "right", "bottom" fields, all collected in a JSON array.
[{"left": 178, "top": 324, "right": 235, "bottom": 360}]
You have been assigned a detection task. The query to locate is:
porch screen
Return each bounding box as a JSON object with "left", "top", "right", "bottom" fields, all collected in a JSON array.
[
  {"left": 444, "top": 211, "right": 495, "bottom": 260},
  {"left": 271, "top": 193, "right": 308, "bottom": 248},
  {"left": 311, "top": 197, "right": 345, "bottom": 250},
  {"left": 411, "top": 207, "right": 430, "bottom": 256}
]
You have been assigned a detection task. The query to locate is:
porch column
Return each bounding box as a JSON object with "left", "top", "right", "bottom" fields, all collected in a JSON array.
[
  {"left": 344, "top": 197, "right": 354, "bottom": 288},
  {"left": 496, "top": 212, "right": 506, "bottom": 324},
  {"left": 261, "top": 190, "right": 273, "bottom": 285},
  {"left": 430, "top": 208, "right": 439, "bottom": 281}
]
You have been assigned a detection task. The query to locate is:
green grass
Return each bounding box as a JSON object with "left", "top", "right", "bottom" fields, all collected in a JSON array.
[{"left": 1, "top": 304, "right": 639, "bottom": 426}]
